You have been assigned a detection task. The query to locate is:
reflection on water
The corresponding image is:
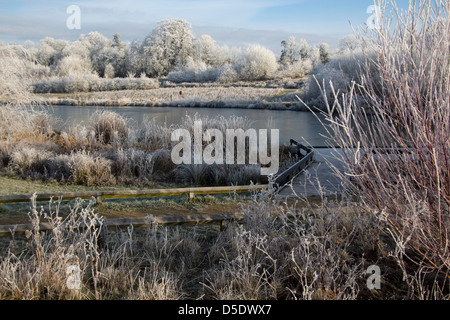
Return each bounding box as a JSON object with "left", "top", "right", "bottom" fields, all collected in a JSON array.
[{"left": 39, "top": 105, "right": 330, "bottom": 147}]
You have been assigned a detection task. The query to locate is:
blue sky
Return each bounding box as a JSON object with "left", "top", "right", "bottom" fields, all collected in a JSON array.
[{"left": 0, "top": 0, "right": 411, "bottom": 52}]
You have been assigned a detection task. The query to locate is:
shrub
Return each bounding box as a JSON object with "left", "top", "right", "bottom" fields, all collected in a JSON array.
[
  {"left": 9, "top": 146, "right": 53, "bottom": 177},
  {"left": 89, "top": 110, "right": 128, "bottom": 146},
  {"left": 277, "top": 59, "right": 313, "bottom": 79},
  {"left": 150, "top": 148, "right": 176, "bottom": 177},
  {"left": 136, "top": 118, "right": 173, "bottom": 151},
  {"left": 112, "top": 148, "right": 153, "bottom": 183},
  {"left": 237, "top": 45, "right": 278, "bottom": 81},
  {"left": 33, "top": 74, "right": 159, "bottom": 93},
  {"left": 167, "top": 57, "right": 219, "bottom": 83},
  {"left": 216, "top": 64, "right": 239, "bottom": 83},
  {"left": 44, "top": 151, "right": 114, "bottom": 185},
  {"left": 313, "top": 0, "right": 450, "bottom": 293},
  {"left": 54, "top": 54, "right": 94, "bottom": 77}
]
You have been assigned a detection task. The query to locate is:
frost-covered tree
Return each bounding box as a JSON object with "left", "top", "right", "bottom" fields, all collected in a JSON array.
[
  {"left": 194, "top": 34, "right": 230, "bottom": 67},
  {"left": 112, "top": 33, "right": 125, "bottom": 49},
  {"left": 168, "top": 56, "right": 220, "bottom": 82},
  {"left": 126, "top": 40, "right": 144, "bottom": 77},
  {"left": 216, "top": 64, "right": 239, "bottom": 83},
  {"left": 195, "top": 35, "right": 216, "bottom": 64},
  {"left": 238, "top": 45, "right": 278, "bottom": 81},
  {"left": 79, "top": 32, "right": 112, "bottom": 76},
  {"left": 339, "top": 34, "right": 359, "bottom": 52},
  {"left": 54, "top": 54, "right": 94, "bottom": 77},
  {"left": 299, "top": 39, "right": 309, "bottom": 60},
  {"left": 141, "top": 19, "right": 195, "bottom": 77},
  {"left": 280, "top": 36, "right": 299, "bottom": 65},
  {"left": 36, "top": 37, "right": 68, "bottom": 66},
  {"left": 319, "top": 42, "right": 330, "bottom": 64},
  {"left": 308, "top": 46, "right": 321, "bottom": 67}
]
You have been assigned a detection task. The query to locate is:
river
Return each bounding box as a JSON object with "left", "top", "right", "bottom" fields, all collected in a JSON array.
[{"left": 40, "top": 105, "right": 331, "bottom": 147}]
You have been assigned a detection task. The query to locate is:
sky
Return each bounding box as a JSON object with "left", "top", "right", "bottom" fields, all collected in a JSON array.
[{"left": 0, "top": 0, "right": 411, "bottom": 53}]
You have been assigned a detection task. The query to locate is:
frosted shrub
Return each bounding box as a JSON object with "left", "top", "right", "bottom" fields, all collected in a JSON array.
[
  {"left": 216, "top": 64, "right": 239, "bottom": 83},
  {"left": 300, "top": 50, "right": 371, "bottom": 109},
  {"left": 89, "top": 110, "right": 128, "bottom": 146},
  {"left": 150, "top": 148, "right": 176, "bottom": 176},
  {"left": 9, "top": 146, "right": 54, "bottom": 177},
  {"left": 137, "top": 118, "right": 173, "bottom": 151},
  {"left": 54, "top": 55, "right": 94, "bottom": 77},
  {"left": 167, "top": 57, "right": 220, "bottom": 83},
  {"left": 113, "top": 148, "right": 153, "bottom": 183},
  {"left": 313, "top": 0, "right": 450, "bottom": 296},
  {"left": 175, "top": 163, "right": 213, "bottom": 186},
  {"left": 0, "top": 47, "right": 35, "bottom": 102},
  {"left": 65, "top": 151, "right": 114, "bottom": 186},
  {"left": 33, "top": 74, "right": 159, "bottom": 93},
  {"left": 204, "top": 191, "right": 368, "bottom": 300},
  {"left": 33, "top": 74, "right": 99, "bottom": 93},
  {"left": 278, "top": 59, "right": 313, "bottom": 79},
  {"left": 226, "top": 165, "right": 262, "bottom": 186},
  {"left": 237, "top": 45, "right": 278, "bottom": 81}
]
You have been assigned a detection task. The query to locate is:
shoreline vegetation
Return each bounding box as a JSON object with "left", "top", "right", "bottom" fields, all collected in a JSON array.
[
  {"left": 0, "top": 0, "right": 448, "bottom": 300},
  {"left": 31, "top": 80, "right": 310, "bottom": 111}
]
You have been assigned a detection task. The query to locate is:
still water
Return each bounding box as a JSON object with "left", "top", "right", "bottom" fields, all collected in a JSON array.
[{"left": 41, "top": 105, "right": 330, "bottom": 147}]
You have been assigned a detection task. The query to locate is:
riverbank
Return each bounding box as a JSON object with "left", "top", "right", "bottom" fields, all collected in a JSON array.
[{"left": 30, "top": 79, "right": 310, "bottom": 111}]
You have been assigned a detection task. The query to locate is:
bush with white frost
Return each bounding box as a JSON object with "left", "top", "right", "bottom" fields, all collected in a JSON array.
[
  {"left": 167, "top": 57, "right": 219, "bottom": 83},
  {"left": 54, "top": 54, "right": 94, "bottom": 77},
  {"left": 216, "top": 64, "right": 239, "bottom": 83},
  {"left": 237, "top": 45, "right": 278, "bottom": 81}
]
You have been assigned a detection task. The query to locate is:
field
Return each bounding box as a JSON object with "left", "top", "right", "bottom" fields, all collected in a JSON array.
[{"left": 33, "top": 81, "right": 307, "bottom": 111}]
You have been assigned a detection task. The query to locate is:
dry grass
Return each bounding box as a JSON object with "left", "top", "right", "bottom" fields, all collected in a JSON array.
[{"left": 3, "top": 182, "right": 444, "bottom": 300}]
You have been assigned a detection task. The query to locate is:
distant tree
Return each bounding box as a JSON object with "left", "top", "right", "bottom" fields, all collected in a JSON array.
[
  {"left": 195, "top": 35, "right": 216, "bottom": 65},
  {"left": 299, "top": 39, "right": 309, "bottom": 60},
  {"left": 104, "top": 63, "right": 115, "bottom": 78},
  {"left": 308, "top": 46, "right": 321, "bottom": 67},
  {"left": 238, "top": 45, "right": 278, "bottom": 81},
  {"left": 339, "top": 34, "right": 359, "bottom": 52},
  {"left": 141, "top": 19, "right": 195, "bottom": 77},
  {"left": 280, "top": 36, "right": 299, "bottom": 66},
  {"left": 77, "top": 32, "right": 114, "bottom": 76},
  {"left": 54, "top": 54, "right": 93, "bottom": 77},
  {"left": 36, "top": 37, "right": 68, "bottom": 66},
  {"left": 112, "top": 33, "right": 125, "bottom": 49},
  {"left": 126, "top": 40, "right": 144, "bottom": 77},
  {"left": 194, "top": 34, "right": 230, "bottom": 67},
  {"left": 319, "top": 42, "right": 330, "bottom": 64},
  {"left": 23, "top": 40, "right": 35, "bottom": 50}
]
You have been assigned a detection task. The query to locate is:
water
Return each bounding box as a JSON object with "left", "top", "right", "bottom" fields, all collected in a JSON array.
[{"left": 41, "top": 105, "right": 330, "bottom": 147}]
